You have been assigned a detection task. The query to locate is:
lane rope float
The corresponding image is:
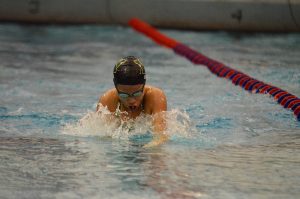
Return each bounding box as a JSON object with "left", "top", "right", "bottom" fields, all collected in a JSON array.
[{"left": 128, "top": 18, "right": 300, "bottom": 121}]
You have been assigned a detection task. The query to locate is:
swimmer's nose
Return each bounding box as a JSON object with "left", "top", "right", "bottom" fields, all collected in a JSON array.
[
  {"left": 127, "top": 97, "right": 137, "bottom": 104},
  {"left": 127, "top": 99, "right": 139, "bottom": 108}
]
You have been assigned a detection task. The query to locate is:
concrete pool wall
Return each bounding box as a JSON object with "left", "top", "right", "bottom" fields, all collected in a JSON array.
[{"left": 0, "top": 0, "right": 299, "bottom": 32}]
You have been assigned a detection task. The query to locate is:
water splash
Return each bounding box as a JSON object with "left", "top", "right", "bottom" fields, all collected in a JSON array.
[{"left": 61, "top": 106, "right": 194, "bottom": 140}]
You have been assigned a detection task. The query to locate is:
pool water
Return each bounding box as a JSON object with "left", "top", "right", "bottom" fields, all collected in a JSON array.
[{"left": 0, "top": 24, "right": 300, "bottom": 199}]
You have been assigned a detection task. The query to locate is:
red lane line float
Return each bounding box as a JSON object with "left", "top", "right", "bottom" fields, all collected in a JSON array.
[
  {"left": 295, "top": 106, "right": 300, "bottom": 116},
  {"left": 128, "top": 18, "right": 179, "bottom": 48},
  {"left": 287, "top": 99, "right": 300, "bottom": 109},
  {"left": 129, "top": 18, "right": 300, "bottom": 121},
  {"left": 244, "top": 79, "right": 258, "bottom": 90},
  {"left": 280, "top": 95, "right": 296, "bottom": 106},
  {"left": 274, "top": 91, "right": 288, "bottom": 100}
]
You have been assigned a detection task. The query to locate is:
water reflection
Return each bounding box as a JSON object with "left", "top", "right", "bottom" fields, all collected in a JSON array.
[
  {"left": 1, "top": 23, "right": 299, "bottom": 199},
  {"left": 106, "top": 141, "right": 205, "bottom": 199},
  {"left": 103, "top": 131, "right": 300, "bottom": 199},
  {"left": 1, "top": 132, "right": 299, "bottom": 198},
  {"left": 0, "top": 136, "right": 89, "bottom": 198}
]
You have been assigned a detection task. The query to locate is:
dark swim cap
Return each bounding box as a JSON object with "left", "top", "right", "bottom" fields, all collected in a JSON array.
[{"left": 113, "top": 56, "right": 146, "bottom": 85}]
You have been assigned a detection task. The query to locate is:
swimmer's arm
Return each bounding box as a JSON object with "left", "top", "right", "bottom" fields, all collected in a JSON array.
[
  {"left": 96, "top": 90, "right": 117, "bottom": 122},
  {"left": 96, "top": 91, "right": 109, "bottom": 112},
  {"left": 144, "top": 91, "right": 168, "bottom": 148},
  {"left": 96, "top": 92, "right": 104, "bottom": 112},
  {"left": 96, "top": 89, "right": 116, "bottom": 112},
  {"left": 148, "top": 112, "right": 168, "bottom": 146}
]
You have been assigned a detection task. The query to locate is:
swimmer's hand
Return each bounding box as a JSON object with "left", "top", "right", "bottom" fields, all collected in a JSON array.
[{"left": 143, "top": 133, "right": 169, "bottom": 148}]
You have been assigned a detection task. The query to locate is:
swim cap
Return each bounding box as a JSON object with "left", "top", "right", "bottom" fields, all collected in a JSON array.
[{"left": 113, "top": 56, "right": 146, "bottom": 85}]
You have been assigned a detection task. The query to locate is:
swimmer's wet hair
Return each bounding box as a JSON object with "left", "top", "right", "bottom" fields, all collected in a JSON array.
[{"left": 113, "top": 56, "right": 146, "bottom": 85}]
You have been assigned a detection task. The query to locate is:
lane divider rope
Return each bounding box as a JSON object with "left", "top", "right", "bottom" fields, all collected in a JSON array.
[{"left": 129, "top": 18, "right": 300, "bottom": 121}]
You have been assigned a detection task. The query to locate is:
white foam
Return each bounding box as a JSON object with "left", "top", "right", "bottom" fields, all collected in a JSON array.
[{"left": 61, "top": 105, "right": 194, "bottom": 139}]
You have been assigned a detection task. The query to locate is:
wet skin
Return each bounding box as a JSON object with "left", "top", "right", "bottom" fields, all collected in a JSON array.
[{"left": 97, "top": 84, "right": 168, "bottom": 147}]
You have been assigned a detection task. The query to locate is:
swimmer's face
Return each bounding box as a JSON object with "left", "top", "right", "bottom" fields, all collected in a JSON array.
[{"left": 116, "top": 84, "right": 145, "bottom": 112}]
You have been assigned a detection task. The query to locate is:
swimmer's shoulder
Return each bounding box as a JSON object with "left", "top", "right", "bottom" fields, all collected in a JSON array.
[
  {"left": 145, "top": 85, "right": 166, "bottom": 97},
  {"left": 144, "top": 85, "right": 167, "bottom": 112},
  {"left": 97, "top": 88, "right": 119, "bottom": 112}
]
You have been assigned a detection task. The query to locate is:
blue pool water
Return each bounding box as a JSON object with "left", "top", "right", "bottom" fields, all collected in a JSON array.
[{"left": 0, "top": 23, "right": 300, "bottom": 198}]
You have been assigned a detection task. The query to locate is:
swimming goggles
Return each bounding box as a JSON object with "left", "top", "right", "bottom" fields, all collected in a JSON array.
[{"left": 117, "top": 86, "right": 144, "bottom": 99}]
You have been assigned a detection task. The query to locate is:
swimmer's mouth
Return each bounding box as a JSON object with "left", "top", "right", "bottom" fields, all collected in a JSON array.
[{"left": 129, "top": 106, "right": 137, "bottom": 111}]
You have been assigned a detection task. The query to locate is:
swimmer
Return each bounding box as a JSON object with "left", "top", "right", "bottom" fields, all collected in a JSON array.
[{"left": 96, "top": 56, "right": 168, "bottom": 147}]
